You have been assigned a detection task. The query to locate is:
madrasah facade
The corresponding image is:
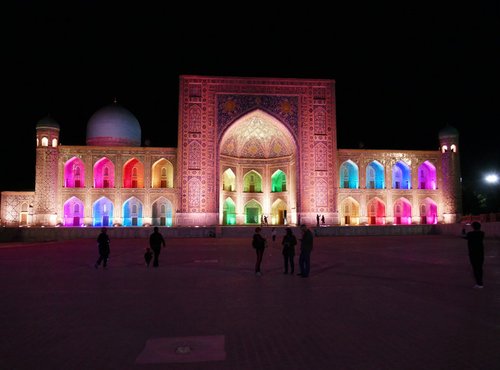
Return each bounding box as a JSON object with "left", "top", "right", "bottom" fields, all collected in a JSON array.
[{"left": 0, "top": 75, "right": 462, "bottom": 228}]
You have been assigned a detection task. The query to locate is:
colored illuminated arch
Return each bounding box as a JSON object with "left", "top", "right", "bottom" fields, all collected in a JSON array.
[
  {"left": 271, "top": 170, "right": 287, "bottom": 192},
  {"left": 220, "top": 109, "right": 296, "bottom": 159},
  {"left": 271, "top": 198, "right": 288, "bottom": 225},
  {"left": 151, "top": 158, "right": 174, "bottom": 188},
  {"left": 223, "top": 197, "right": 236, "bottom": 225},
  {"left": 123, "top": 158, "right": 144, "bottom": 188},
  {"left": 340, "top": 197, "right": 360, "bottom": 225},
  {"left": 367, "top": 197, "right": 386, "bottom": 225},
  {"left": 219, "top": 109, "right": 297, "bottom": 226},
  {"left": 122, "top": 196, "right": 143, "bottom": 226},
  {"left": 222, "top": 168, "right": 236, "bottom": 192},
  {"left": 243, "top": 170, "right": 263, "bottom": 193},
  {"left": 94, "top": 157, "right": 115, "bottom": 188},
  {"left": 19, "top": 202, "right": 29, "bottom": 225},
  {"left": 92, "top": 196, "right": 114, "bottom": 227},
  {"left": 392, "top": 161, "right": 411, "bottom": 189},
  {"left": 393, "top": 197, "right": 412, "bottom": 225},
  {"left": 340, "top": 160, "right": 359, "bottom": 189},
  {"left": 151, "top": 196, "right": 173, "bottom": 226},
  {"left": 418, "top": 160, "right": 437, "bottom": 190},
  {"left": 244, "top": 199, "right": 263, "bottom": 224},
  {"left": 63, "top": 196, "right": 84, "bottom": 226},
  {"left": 64, "top": 157, "right": 85, "bottom": 188},
  {"left": 366, "top": 160, "right": 384, "bottom": 189},
  {"left": 419, "top": 197, "right": 438, "bottom": 224}
]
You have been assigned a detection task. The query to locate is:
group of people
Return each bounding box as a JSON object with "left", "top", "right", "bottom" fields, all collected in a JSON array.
[
  {"left": 94, "top": 226, "right": 166, "bottom": 269},
  {"left": 316, "top": 214, "right": 325, "bottom": 227},
  {"left": 252, "top": 224, "right": 314, "bottom": 277},
  {"left": 94, "top": 221, "right": 488, "bottom": 289}
]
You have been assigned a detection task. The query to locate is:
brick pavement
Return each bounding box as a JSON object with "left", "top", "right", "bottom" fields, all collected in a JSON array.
[{"left": 0, "top": 234, "right": 499, "bottom": 370}]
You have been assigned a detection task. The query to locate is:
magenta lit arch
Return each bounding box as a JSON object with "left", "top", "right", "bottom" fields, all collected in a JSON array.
[
  {"left": 420, "top": 197, "right": 438, "bottom": 224},
  {"left": 63, "top": 196, "right": 84, "bottom": 226},
  {"left": 94, "top": 157, "right": 115, "bottom": 188},
  {"left": 393, "top": 197, "right": 412, "bottom": 225},
  {"left": 418, "top": 160, "right": 437, "bottom": 190},
  {"left": 64, "top": 157, "right": 85, "bottom": 188},
  {"left": 367, "top": 197, "right": 386, "bottom": 225},
  {"left": 123, "top": 158, "right": 144, "bottom": 188}
]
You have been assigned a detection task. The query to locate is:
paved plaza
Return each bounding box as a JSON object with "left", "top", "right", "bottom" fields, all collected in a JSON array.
[{"left": 1, "top": 233, "right": 499, "bottom": 370}]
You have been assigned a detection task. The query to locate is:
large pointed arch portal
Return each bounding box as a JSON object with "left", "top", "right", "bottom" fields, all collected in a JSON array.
[{"left": 219, "top": 109, "right": 297, "bottom": 225}]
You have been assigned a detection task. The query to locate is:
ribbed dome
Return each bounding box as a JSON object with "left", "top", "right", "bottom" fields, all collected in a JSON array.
[
  {"left": 86, "top": 103, "right": 141, "bottom": 146},
  {"left": 438, "top": 124, "right": 459, "bottom": 139},
  {"left": 36, "top": 116, "right": 60, "bottom": 130}
]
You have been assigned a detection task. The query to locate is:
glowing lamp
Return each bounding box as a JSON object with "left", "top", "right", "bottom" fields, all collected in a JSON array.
[{"left": 485, "top": 173, "right": 499, "bottom": 184}]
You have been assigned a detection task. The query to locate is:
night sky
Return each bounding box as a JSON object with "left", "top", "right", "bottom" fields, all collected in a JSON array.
[{"left": 3, "top": 3, "right": 499, "bottom": 204}]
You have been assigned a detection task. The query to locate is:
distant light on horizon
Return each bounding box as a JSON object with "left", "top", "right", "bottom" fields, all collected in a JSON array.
[{"left": 484, "top": 173, "right": 499, "bottom": 184}]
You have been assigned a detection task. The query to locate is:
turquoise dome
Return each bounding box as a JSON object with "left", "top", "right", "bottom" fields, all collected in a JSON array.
[{"left": 86, "top": 103, "right": 141, "bottom": 146}]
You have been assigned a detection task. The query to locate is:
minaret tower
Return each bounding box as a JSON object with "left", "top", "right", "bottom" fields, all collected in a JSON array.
[
  {"left": 438, "top": 124, "right": 463, "bottom": 223},
  {"left": 33, "top": 116, "right": 60, "bottom": 225}
]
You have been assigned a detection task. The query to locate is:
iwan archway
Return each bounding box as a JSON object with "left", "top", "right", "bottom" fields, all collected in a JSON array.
[{"left": 219, "top": 110, "right": 297, "bottom": 225}]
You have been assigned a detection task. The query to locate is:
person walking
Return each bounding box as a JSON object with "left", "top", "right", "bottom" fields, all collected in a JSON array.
[
  {"left": 149, "top": 226, "right": 166, "bottom": 268},
  {"left": 281, "top": 227, "right": 297, "bottom": 274},
  {"left": 95, "top": 227, "right": 110, "bottom": 269},
  {"left": 297, "top": 224, "right": 313, "bottom": 277},
  {"left": 463, "top": 221, "right": 485, "bottom": 288},
  {"left": 252, "top": 227, "right": 267, "bottom": 276}
]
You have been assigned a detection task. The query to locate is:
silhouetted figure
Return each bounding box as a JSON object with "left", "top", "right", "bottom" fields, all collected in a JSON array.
[
  {"left": 463, "top": 221, "right": 485, "bottom": 288},
  {"left": 252, "top": 227, "right": 267, "bottom": 276},
  {"left": 297, "top": 224, "right": 314, "bottom": 277},
  {"left": 95, "top": 227, "right": 110, "bottom": 269},
  {"left": 316, "top": 214, "right": 320, "bottom": 227},
  {"left": 149, "top": 227, "right": 166, "bottom": 267},
  {"left": 282, "top": 227, "right": 297, "bottom": 274},
  {"left": 144, "top": 247, "right": 153, "bottom": 267},
  {"left": 321, "top": 215, "right": 325, "bottom": 225}
]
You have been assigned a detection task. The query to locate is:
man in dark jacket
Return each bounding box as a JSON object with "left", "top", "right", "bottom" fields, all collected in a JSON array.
[
  {"left": 149, "top": 227, "right": 166, "bottom": 267},
  {"left": 298, "top": 224, "right": 313, "bottom": 277},
  {"left": 95, "top": 227, "right": 110, "bottom": 269},
  {"left": 463, "top": 221, "right": 485, "bottom": 288}
]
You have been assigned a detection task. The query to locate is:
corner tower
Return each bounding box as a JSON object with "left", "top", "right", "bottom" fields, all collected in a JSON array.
[
  {"left": 33, "top": 116, "right": 60, "bottom": 225},
  {"left": 439, "top": 124, "right": 462, "bottom": 223}
]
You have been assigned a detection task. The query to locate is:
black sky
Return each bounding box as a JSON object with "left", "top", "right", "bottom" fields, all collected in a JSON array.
[{"left": 3, "top": 2, "right": 499, "bottom": 193}]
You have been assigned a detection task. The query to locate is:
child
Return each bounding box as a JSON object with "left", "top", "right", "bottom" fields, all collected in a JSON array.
[
  {"left": 144, "top": 247, "right": 153, "bottom": 267},
  {"left": 272, "top": 227, "right": 277, "bottom": 242}
]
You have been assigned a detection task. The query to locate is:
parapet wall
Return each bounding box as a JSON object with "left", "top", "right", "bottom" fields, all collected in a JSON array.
[{"left": 2, "top": 222, "right": 499, "bottom": 243}]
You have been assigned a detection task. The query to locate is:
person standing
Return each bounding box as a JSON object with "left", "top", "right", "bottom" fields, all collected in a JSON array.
[
  {"left": 252, "top": 227, "right": 267, "bottom": 276},
  {"left": 95, "top": 227, "right": 110, "bottom": 269},
  {"left": 271, "top": 227, "right": 277, "bottom": 243},
  {"left": 149, "top": 226, "right": 166, "bottom": 268},
  {"left": 463, "top": 221, "right": 485, "bottom": 288},
  {"left": 281, "top": 227, "right": 297, "bottom": 274},
  {"left": 297, "top": 224, "right": 313, "bottom": 277}
]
